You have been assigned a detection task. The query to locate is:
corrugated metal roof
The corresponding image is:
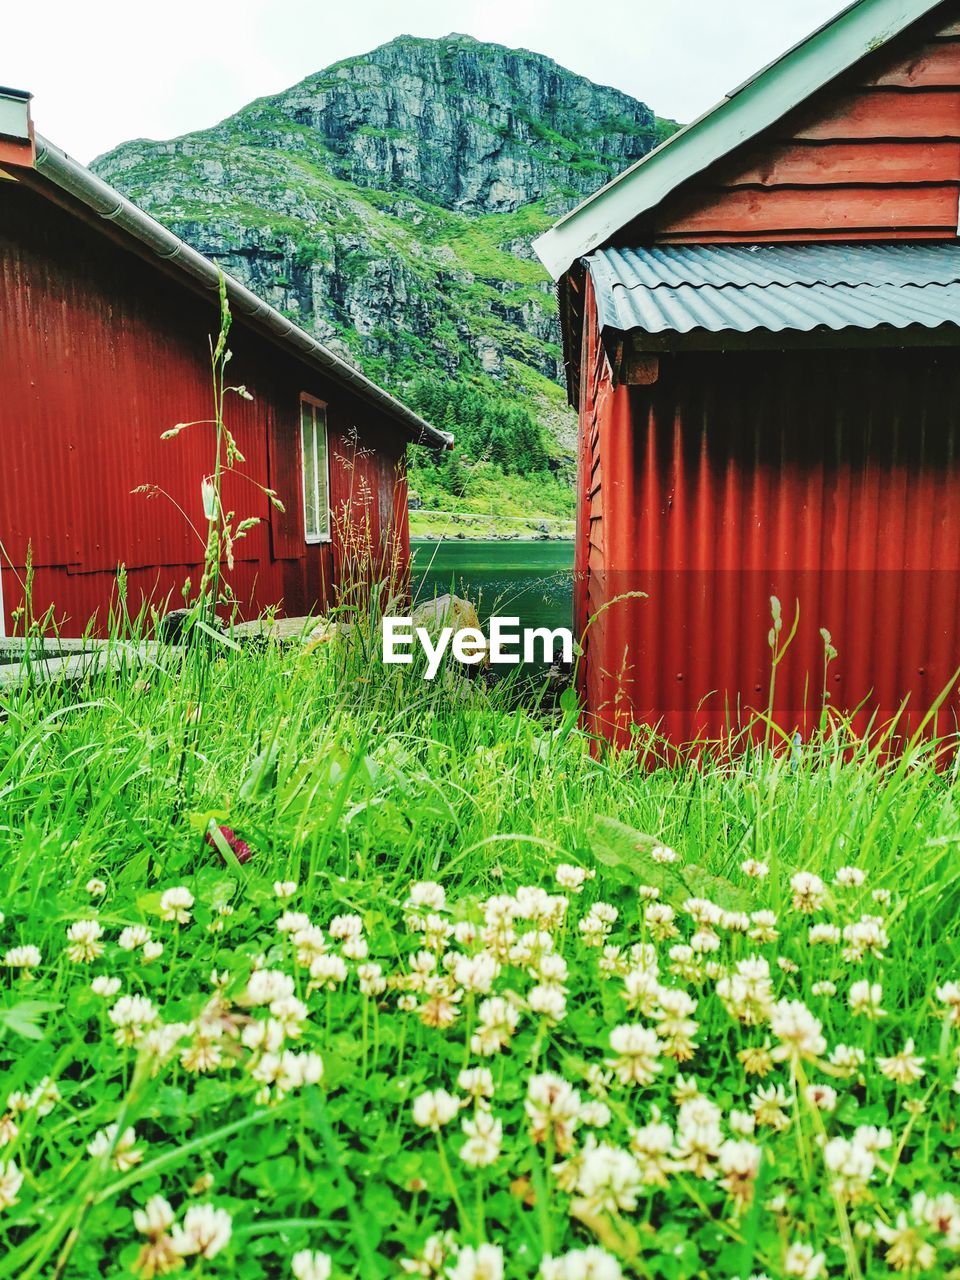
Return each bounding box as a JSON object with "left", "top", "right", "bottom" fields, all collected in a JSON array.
[{"left": 586, "top": 242, "right": 960, "bottom": 335}]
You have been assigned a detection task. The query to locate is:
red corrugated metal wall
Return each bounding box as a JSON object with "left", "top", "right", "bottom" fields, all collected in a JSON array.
[
  {"left": 634, "top": 5, "right": 960, "bottom": 244},
  {"left": 578, "top": 336, "right": 960, "bottom": 747},
  {"left": 0, "top": 181, "right": 408, "bottom": 634}
]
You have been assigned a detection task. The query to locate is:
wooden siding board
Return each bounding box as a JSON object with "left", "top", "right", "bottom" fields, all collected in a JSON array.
[
  {"left": 650, "top": 5, "right": 960, "bottom": 243},
  {"left": 655, "top": 184, "right": 959, "bottom": 235},
  {"left": 718, "top": 139, "right": 960, "bottom": 186},
  {"left": 863, "top": 39, "right": 960, "bottom": 84}
]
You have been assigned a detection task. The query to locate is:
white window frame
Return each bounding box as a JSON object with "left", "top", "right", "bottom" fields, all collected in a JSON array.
[{"left": 299, "top": 393, "right": 331, "bottom": 544}]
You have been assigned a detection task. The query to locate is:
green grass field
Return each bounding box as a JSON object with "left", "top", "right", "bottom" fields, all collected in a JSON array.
[{"left": 2, "top": 629, "right": 960, "bottom": 1280}]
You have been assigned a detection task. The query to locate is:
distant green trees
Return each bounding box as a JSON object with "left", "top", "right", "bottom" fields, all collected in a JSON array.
[{"left": 407, "top": 376, "right": 550, "bottom": 477}]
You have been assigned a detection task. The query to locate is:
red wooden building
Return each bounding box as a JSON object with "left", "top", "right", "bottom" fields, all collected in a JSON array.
[
  {"left": 0, "top": 92, "right": 449, "bottom": 637},
  {"left": 535, "top": 0, "right": 960, "bottom": 747}
]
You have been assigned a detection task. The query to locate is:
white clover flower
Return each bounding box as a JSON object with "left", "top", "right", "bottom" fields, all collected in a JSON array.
[
  {"left": 526, "top": 1073, "right": 581, "bottom": 1153},
  {"left": 576, "top": 1141, "right": 643, "bottom": 1213},
  {"left": 448, "top": 1243, "right": 503, "bottom": 1280},
  {"left": 741, "top": 858, "right": 770, "bottom": 879},
  {"left": 748, "top": 910, "right": 779, "bottom": 943},
  {"left": 849, "top": 980, "right": 885, "bottom": 1020},
  {"left": 808, "top": 923, "right": 840, "bottom": 946},
  {"left": 650, "top": 844, "right": 678, "bottom": 865},
  {"left": 471, "top": 996, "right": 519, "bottom": 1056},
  {"left": 718, "top": 1138, "right": 762, "bottom": 1205},
  {"left": 65, "top": 919, "right": 105, "bottom": 963},
  {"left": 729, "top": 1109, "right": 756, "bottom": 1136},
  {"left": 108, "top": 994, "right": 158, "bottom": 1046},
  {"left": 277, "top": 911, "right": 311, "bottom": 935},
  {"left": 133, "top": 1195, "right": 175, "bottom": 1236},
  {"left": 804, "top": 1084, "right": 838, "bottom": 1113},
  {"left": 118, "top": 925, "right": 151, "bottom": 951},
  {"left": 27, "top": 1078, "right": 60, "bottom": 1117},
  {"left": 853, "top": 1124, "right": 893, "bottom": 1153},
  {"left": 540, "top": 1246, "right": 622, "bottom": 1279},
  {"left": 783, "top": 1242, "right": 825, "bottom": 1279},
  {"left": 877, "top": 1039, "right": 926, "bottom": 1086},
  {"left": 555, "top": 863, "right": 592, "bottom": 892},
  {"left": 292, "top": 1250, "right": 332, "bottom": 1280},
  {"left": 357, "top": 962, "right": 386, "bottom": 996},
  {"left": 913, "top": 1190, "right": 960, "bottom": 1244},
  {"left": 328, "top": 913, "right": 363, "bottom": 940},
  {"left": 528, "top": 984, "right": 567, "bottom": 1021},
  {"left": 835, "top": 866, "right": 866, "bottom": 888},
  {"left": 811, "top": 980, "right": 837, "bottom": 997},
  {"left": 457, "top": 1067, "right": 494, "bottom": 1101},
  {"left": 823, "top": 1135, "right": 875, "bottom": 1200},
  {"left": 579, "top": 1100, "right": 612, "bottom": 1129},
  {"left": 405, "top": 881, "right": 446, "bottom": 913},
  {"left": 92, "top": 976, "right": 122, "bottom": 998},
  {"left": 86, "top": 877, "right": 108, "bottom": 896},
  {"left": 158, "top": 886, "right": 194, "bottom": 925},
  {"left": 273, "top": 881, "right": 298, "bottom": 900},
  {"left": 459, "top": 1109, "right": 502, "bottom": 1167},
  {"left": 790, "top": 872, "right": 826, "bottom": 913},
  {"left": 843, "top": 915, "right": 889, "bottom": 962},
  {"left": 769, "top": 1000, "right": 826, "bottom": 1063},
  {"left": 87, "top": 1124, "right": 143, "bottom": 1172},
  {"left": 579, "top": 903, "right": 618, "bottom": 945},
  {"left": 245, "top": 969, "right": 295, "bottom": 1006},
  {"left": 142, "top": 940, "right": 164, "bottom": 962},
  {"left": 412, "top": 1089, "right": 461, "bottom": 1131},
  {"left": 0, "top": 1160, "right": 24, "bottom": 1210},
  {"left": 829, "top": 1043, "right": 866, "bottom": 1076},
  {"left": 3, "top": 945, "right": 41, "bottom": 970},
  {"left": 608, "top": 1025, "right": 663, "bottom": 1086},
  {"left": 751, "top": 1083, "right": 792, "bottom": 1132},
  {"left": 629, "top": 1120, "right": 674, "bottom": 1186},
  {"left": 674, "top": 1094, "right": 724, "bottom": 1176},
  {"left": 309, "top": 954, "right": 347, "bottom": 990},
  {"left": 454, "top": 952, "right": 499, "bottom": 994},
  {"left": 875, "top": 1213, "right": 936, "bottom": 1273},
  {"left": 171, "top": 1203, "right": 232, "bottom": 1259}
]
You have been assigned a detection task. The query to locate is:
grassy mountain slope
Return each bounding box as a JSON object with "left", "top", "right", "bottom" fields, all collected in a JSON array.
[{"left": 92, "top": 35, "right": 678, "bottom": 532}]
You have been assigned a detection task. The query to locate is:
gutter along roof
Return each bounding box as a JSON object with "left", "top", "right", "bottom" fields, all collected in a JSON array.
[
  {"left": 586, "top": 242, "right": 960, "bottom": 337},
  {"left": 533, "top": 0, "right": 948, "bottom": 280},
  {"left": 25, "top": 134, "right": 452, "bottom": 450}
]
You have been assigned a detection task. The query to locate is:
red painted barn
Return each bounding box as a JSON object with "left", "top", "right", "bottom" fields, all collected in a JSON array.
[
  {"left": 0, "top": 92, "right": 449, "bottom": 637},
  {"left": 535, "top": 0, "right": 960, "bottom": 748}
]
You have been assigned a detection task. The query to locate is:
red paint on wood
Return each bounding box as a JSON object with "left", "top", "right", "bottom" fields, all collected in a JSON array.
[
  {"left": 576, "top": 332, "right": 960, "bottom": 748},
  {"left": 863, "top": 39, "right": 960, "bottom": 86},
  {"left": 649, "top": 5, "right": 960, "bottom": 243},
  {"left": 791, "top": 89, "right": 960, "bottom": 140},
  {"left": 655, "top": 184, "right": 958, "bottom": 236},
  {"left": 719, "top": 139, "right": 960, "bottom": 186},
  {"left": 0, "top": 181, "right": 409, "bottom": 635}
]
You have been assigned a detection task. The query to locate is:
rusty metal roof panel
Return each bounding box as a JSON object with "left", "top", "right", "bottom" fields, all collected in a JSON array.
[{"left": 586, "top": 242, "right": 960, "bottom": 335}]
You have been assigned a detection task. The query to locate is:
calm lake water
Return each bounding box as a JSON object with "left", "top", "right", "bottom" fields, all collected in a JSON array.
[{"left": 410, "top": 539, "right": 574, "bottom": 638}]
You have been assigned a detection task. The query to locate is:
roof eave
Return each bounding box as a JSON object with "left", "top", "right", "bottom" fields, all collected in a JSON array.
[{"left": 533, "top": 0, "right": 946, "bottom": 281}]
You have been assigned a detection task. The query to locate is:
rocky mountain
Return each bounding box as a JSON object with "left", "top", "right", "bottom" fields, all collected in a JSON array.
[{"left": 92, "top": 35, "right": 673, "bottom": 467}]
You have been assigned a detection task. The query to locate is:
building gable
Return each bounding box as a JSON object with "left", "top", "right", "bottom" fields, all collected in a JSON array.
[
  {"left": 534, "top": 0, "right": 955, "bottom": 278},
  {"left": 648, "top": 7, "right": 960, "bottom": 242}
]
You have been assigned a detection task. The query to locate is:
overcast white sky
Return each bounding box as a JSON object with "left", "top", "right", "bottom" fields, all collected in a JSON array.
[{"left": 5, "top": 0, "right": 851, "bottom": 164}]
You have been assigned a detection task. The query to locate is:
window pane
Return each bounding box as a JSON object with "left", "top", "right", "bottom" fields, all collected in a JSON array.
[
  {"left": 315, "top": 407, "right": 329, "bottom": 539},
  {"left": 301, "top": 402, "right": 318, "bottom": 539}
]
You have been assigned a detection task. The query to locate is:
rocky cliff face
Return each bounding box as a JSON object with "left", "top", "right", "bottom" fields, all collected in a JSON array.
[{"left": 93, "top": 35, "right": 670, "bottom": 454}]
